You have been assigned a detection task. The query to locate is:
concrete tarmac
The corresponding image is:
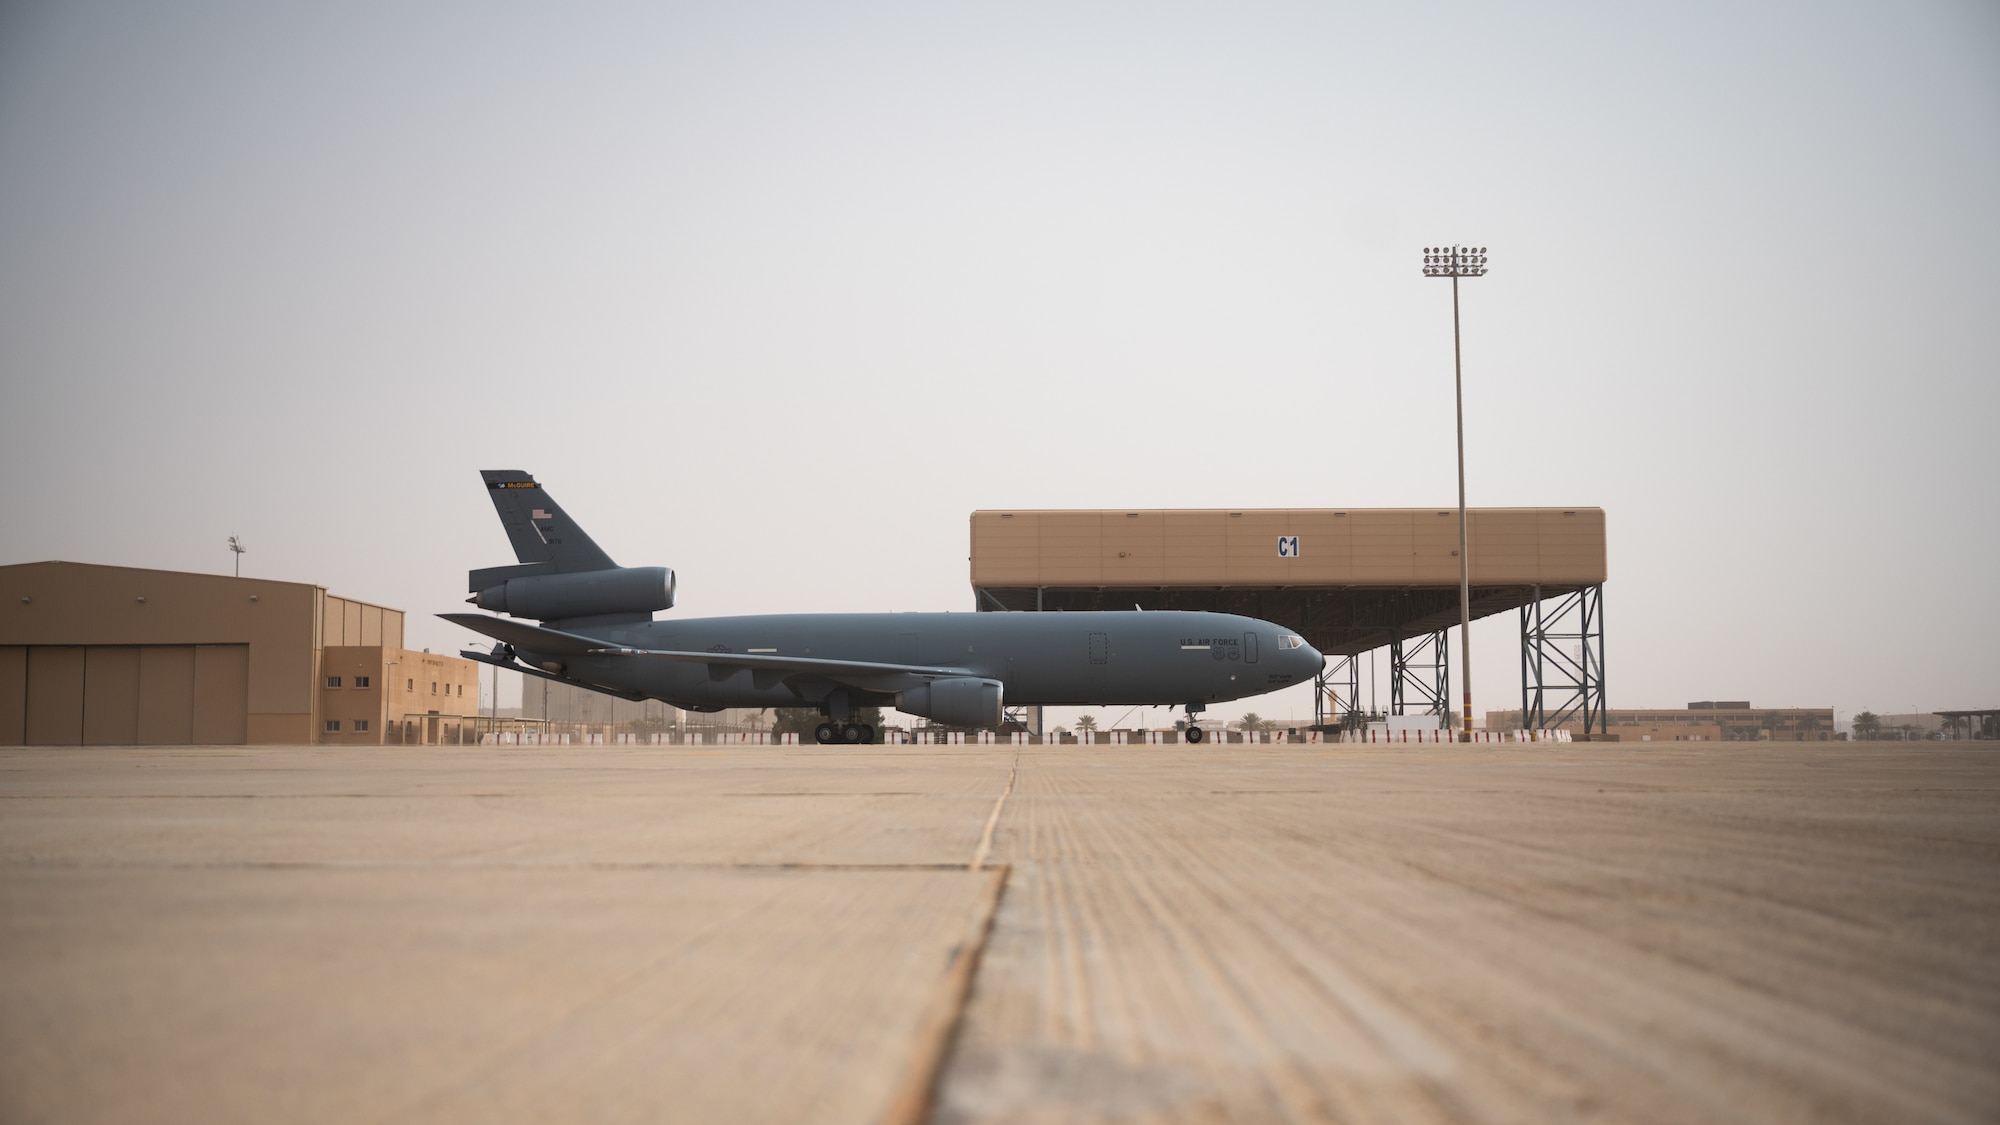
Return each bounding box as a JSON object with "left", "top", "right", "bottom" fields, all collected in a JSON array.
[{"left": 2, "top": 743, "right": 1995, "bottom": 1123}]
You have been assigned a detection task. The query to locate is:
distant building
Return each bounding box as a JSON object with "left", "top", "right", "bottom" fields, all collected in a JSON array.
[
  {"left": 525, "top": 678, "right": 665, "bottom": 727},
  {"left": 523, "top": 678, "right": 767, "bottom": 735},
  {"left": 1933, "top": 710, "right": 1998, "bottom": 740},
  {"left": 1872, "top": 712, "right": 1944, "bottom": 738},
  {"left": 1487, "top": 701, "right": 1835, "bottom": 741}
]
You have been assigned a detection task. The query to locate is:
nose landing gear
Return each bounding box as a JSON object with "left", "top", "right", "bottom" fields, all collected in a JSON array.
[{"left": 1182, "top": 702, "right": 1206, "bottom": 744}]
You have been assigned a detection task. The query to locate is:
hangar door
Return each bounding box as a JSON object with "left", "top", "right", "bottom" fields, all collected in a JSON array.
[{"left": 0, "top": 645, "right": 248, "bottom": 746}]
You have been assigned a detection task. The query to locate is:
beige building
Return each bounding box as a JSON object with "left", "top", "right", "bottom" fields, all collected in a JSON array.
[
  {"left": 1, "top": 560, "right": 475, "bottom": 746},
  {"left": 319, "top": 646, "right": 479, "bottom": 745},
  {"left": 1487, "top": 702, "right": 1835, "bottom": 742}
]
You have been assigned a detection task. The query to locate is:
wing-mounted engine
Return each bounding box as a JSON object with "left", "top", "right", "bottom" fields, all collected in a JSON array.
[
  {"left": 471, "top": 565, "right": 676, "bottom": 623},
  {"left": 897, "top": 677, "right": 1004, "bottom": 730}
]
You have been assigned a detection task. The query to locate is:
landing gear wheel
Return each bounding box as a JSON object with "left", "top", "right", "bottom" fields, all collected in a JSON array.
[
  {"left": 814, "top": 722, "right": 839, "bottom": 745},
  {"left": 1185, "top": 726, "right": 1205, "bottom": 744},
  {"left": 840, "top": 722, "right": 865, "bottom": 744},
  {"left": 860, "top": 724, "right": 876, "bottom": 744}
]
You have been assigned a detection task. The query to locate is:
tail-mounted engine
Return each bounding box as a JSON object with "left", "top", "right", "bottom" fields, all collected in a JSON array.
[{"left": 472, "top": 565, "right": 676, "bottom": 622}]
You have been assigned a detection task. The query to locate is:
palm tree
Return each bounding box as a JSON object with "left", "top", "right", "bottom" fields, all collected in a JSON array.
[
  {"left": 1852, "top": 711, "right": 1882, "bottom": 741},
  {"left": 1237, "top": 712, "right": 1263, "bottom": 732},
  {"left": 1074, "top": 714, "right": 1099, "bottom": 735}
]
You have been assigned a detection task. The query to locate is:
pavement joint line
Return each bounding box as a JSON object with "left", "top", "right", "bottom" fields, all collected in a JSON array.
[
  {"left": 883, "top": 863, "right": 1012, "bottom": 1125},
  {"left": 0, "top": 859, "right": 994, "bottom": 873},
  {"left": 969, "top": 758, "right": 1018, "bottom": 873}
]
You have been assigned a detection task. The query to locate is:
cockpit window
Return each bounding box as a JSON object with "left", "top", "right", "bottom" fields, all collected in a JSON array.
[{"left": 1278, "top": 634, "right": 1304, "bottom": 650}]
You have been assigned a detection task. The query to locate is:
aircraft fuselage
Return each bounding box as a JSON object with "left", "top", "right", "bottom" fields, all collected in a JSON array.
[{"left": 519, "top": 609, "right": 1320, "bottom": 713}]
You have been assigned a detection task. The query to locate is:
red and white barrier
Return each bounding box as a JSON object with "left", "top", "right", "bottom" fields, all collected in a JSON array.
[{"left": 1333, "top": 728, "right": 1573, "bottom": 744}]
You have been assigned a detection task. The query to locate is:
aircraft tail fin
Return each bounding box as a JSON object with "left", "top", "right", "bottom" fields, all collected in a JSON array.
[{"left": 479, "top": 470, "right": 618, "bottom": 574}]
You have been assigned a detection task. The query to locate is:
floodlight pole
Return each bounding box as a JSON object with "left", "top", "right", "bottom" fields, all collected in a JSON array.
[
  {"left": 228, "top": 535, "right": 246, "bottom": 578},
  {"left": 1424, "top": 246, "right": 1488, "bottom": 743}
]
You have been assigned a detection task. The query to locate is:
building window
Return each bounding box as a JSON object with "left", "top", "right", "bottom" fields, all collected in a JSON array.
[
  {"left": 431, "top": 682, "right": 438, "bottom": 694},
  {"left": 354, "top": 719, "right": 369, "bottom": 732},
  {"left": 354, "top": 676, "right": 370, "bottom": 688},
  {"left": 326, "top": 720, "right": 341, "bottom": 732},
  {"left": 407, "top": 679, "right": 414, "bottom": 691},
  {"left": 457, "top": 684, "right": 463, "bottom": 697},
  {"left": 326, "top": 676, "right": 342, "bottom": 688}
]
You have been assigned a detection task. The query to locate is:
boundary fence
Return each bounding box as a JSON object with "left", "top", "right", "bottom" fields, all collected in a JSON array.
[{"left": 475, "top": 729, "right": 1572, "bottom": 746}]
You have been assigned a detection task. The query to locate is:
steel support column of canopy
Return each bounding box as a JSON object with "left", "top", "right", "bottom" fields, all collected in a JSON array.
[
  {"left": 1315, "top": 655, "right": 1362, "bottom": 731},
  {"left": 1003, "top": 704, "right": 1043, "bottom": 737},
  {"left": 1520, "top": 584, "right": 1606, "bottom": 736},
  {"left": 1390, "top": 630, "right": 1451, "bottom": 726}
]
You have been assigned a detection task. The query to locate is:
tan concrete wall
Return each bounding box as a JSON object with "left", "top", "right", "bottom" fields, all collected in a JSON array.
[
  {"left": 192, "top": 644, "right": 249, "bottom": 744},
  {"left": 971, "top": 508, "right": 1607, "bottom": 588},
  {"left": 0, "top": 646, "right": 24, "bottom": 744},
  {"left": 25, "top": 646, "right": 86, "bottom": 745},
  {"left": 320, "top": 645, "right": 387, "bottom": 744},
  {"left": 319, "top": 596, "right": 404, "bottom": 650},
  {"left": 81, "top": 646, "right": 140, "bottom": 745},
  {"left": 386, "top": 650, "right": 479, "bottom": 717},
  {"left": 136, "top": 646, "right": 195, "bottom": 743}
]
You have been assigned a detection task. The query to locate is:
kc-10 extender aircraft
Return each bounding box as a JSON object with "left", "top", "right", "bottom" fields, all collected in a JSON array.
[{"left": 444, "top": 470, "right": 1324, "bottom": 744}]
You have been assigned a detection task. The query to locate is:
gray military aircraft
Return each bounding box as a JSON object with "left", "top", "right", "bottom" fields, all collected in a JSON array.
[{"left": 444, "top": 470, "right": 1323, "bottom": 744}]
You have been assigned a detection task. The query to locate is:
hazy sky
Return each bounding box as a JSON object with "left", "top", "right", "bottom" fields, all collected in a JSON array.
[{"left": 4, "top": 1, "right": 1996, "bottom": 726}]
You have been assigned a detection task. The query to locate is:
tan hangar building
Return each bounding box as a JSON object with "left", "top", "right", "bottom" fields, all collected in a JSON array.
[
  {"left": 0, "top": 561, "right": 477, "bottom": 746},
  {"left": 969, "top": 506, "right": 1607, "bottom": 651}
]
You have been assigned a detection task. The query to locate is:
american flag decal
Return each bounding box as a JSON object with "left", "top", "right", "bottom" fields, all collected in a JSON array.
[{"left": 531, "top": 509, "right": 552, "bottom": 520}]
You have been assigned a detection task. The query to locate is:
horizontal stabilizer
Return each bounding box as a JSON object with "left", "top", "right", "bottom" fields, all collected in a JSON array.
[{"left": 441, "top": 613, "right": 606, "bottom": 655}]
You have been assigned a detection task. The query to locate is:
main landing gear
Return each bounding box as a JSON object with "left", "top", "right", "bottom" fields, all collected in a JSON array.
[
  {"left": 1182, "top": 703, "right": 1206, "bottom": 744},
  {"left": 814, "top": 722, "right": 875, "bottom": 745},
  {"left": 814, "top": 690, "right": 873, "bottom": 746}
]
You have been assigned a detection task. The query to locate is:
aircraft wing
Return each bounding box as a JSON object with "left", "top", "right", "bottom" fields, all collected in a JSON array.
[{"left": 439, "top": 613, "right": 973, "bottom": 681}]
